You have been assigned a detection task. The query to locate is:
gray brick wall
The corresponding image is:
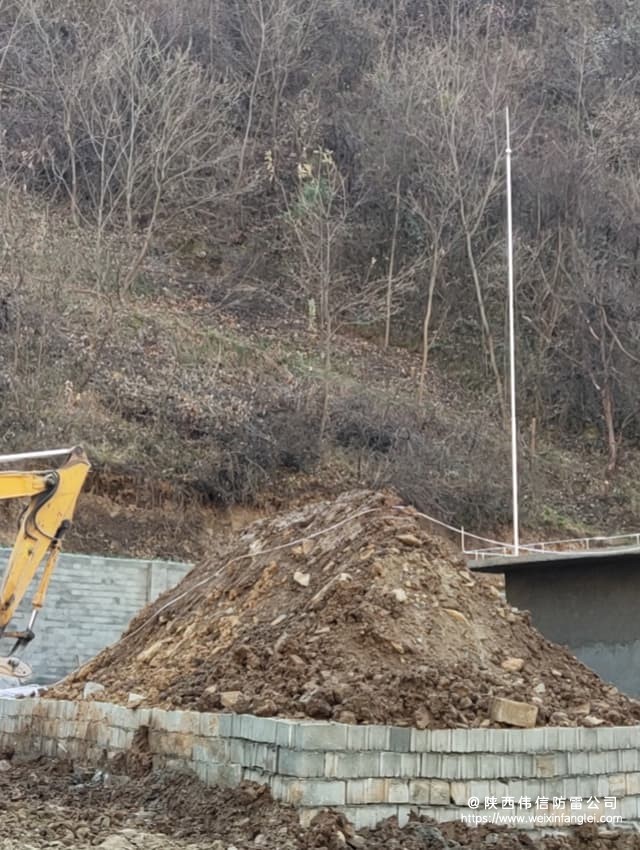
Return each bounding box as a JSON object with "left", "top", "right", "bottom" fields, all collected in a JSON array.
[
  {"left": 0, "top": 550, "right": 191, "bottom": 681},
  {"left": 0, "top": 701, "right": 638, "bottom": 831}
]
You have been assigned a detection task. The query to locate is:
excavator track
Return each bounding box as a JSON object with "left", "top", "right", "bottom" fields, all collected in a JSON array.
[{"left": 0, "top": 656, "right": 32, "bottom": 679}]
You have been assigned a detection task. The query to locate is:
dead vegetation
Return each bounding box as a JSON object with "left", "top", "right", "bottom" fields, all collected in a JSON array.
[{"left": 0, "top": 0, "right": 639, "bottom": 554}]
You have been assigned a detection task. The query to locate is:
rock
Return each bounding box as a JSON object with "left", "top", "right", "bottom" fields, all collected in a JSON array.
[
  {"left": 396, "top": 533, "right": 423, "bottom": 547},
  {"left": 220, "top": 690, "right": 245, "bottom": 710},
  {"left": 204, "top": 685, "right": 218, "bottom": 696},
  {"left": 136, "top": 639, "right": 166, "bottom": 663},
  {"left": 300, "top": 689, "right": 332, "bottom": 719},
  {"left": 309, "top": 577, "right": 339, "bottom": 609},
  {"left": 390, "top": 587, "right": 407, "bottom": 603},
  {"left": 254, "top": 698, "right": 278, "bottom": 717},
  {"left": 292, "top": 539, "right": 314, "bottom": 557},
  {"left": 414, "top": 826, "right": 446, "bottom": 848},
  {"left": 0, "top": 760, "right": 10, "bottom": 772},
  {"left": 442, "top": 608, "right": 470, "bottom": 626},
  {"left": 572, "top": 702, "right": 591, "bottom": 716},
  {"left": 83, "top": 681, "right": 106, "bottom": 698},
  {"left": 127, "top": 692, "right": 144, "bottom": 708},
  {"left": 254, "top": 835, "right": 267, "bottom": 846},
  {"left": 501, "top": 657, "right": 525, "bottom": 673},
  {"left": 274, "top": 632, "right": 289, "bottom": 653},
  {"left": 583, "top": 715, "right": 605, "bottom": 727},
  {"left": 335, "top": 830, "right": 347, "bottom": 847},
  {"left": 347, "top": 836, "right": 366, "bottom": 849},
  {"left": 490, "top": 697, "right": 538, "bottom": 728},
  {"left": 533, "top": 682, "right": 546, "bottom": 694},
  {"left": 210, "top": 842, "right": 225, "bottom": 850},
  {"left": 99, "top": 837, "right": 132, "bottom": 850},
  {"left": 336, "top": 710, "right": 358, "bottom": 724},
  {"left": 293, "top": 571, "right": 310, "bottom": 587},
  {"left": 414, "top": 707, "right": 433, "bottom": 729},
  {"left": 549, "top": 710, "right": 571, "bottom": 726},
  {"left": 271, "top": 614, "right": 286, "bottom": 626}
]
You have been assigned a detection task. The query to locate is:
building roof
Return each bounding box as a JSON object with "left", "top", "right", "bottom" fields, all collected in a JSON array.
[{"left": 469, "top": 546, "right": 640, "bottom": 574}]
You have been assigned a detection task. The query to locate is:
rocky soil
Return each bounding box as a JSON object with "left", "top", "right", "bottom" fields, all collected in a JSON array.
[
  {"left": 53, "top": 491, "right": 640, "bottom": 728},
  {"left": 0, "top": 757, "right": 639, "bottom": 850}
]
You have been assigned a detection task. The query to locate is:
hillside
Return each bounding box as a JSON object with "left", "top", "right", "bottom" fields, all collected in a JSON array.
[{"left": 0, "top": 0, "right": 639, "bottom": 557}]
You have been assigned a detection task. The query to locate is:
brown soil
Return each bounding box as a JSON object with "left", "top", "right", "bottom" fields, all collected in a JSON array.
[
  {"left": 0, "top": 490, "right": 215, "bottom": 562},
  {"left": 52, "top": 491, "right": 640, "bottom": 728},
  {"left": 1, "top": 757, "right": 638, "bottom": 850}
]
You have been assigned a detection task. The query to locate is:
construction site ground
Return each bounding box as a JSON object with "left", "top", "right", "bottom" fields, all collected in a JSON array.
[
  {"left": 0, "top": 757, "right": 638, "bottom": 850},
  {"left": 10, "top": 493, "right": 640, "bottom": 848}
]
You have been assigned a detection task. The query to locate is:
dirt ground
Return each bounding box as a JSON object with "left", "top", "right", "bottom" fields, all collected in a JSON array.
[
  {"left": 1, "top": 757, "right": 639, "bottom": 850},
  {"left": 54, "top": 490, "right": 640, "bottom": 728}
]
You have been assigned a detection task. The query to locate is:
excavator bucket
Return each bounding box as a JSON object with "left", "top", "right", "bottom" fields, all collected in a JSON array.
[{"left": 0, "top": 656, "right": 32, "bottom": 679}]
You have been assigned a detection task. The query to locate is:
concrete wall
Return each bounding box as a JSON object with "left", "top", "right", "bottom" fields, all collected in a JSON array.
[
  {"left": 0, "top": 699, "right": 637, "bottom": 830},
  {"left": 1, "top": 550, "right": 191, "bottom": 682},
  {"left": 505, "top": 560, "right": 640, "bottom": 696}
]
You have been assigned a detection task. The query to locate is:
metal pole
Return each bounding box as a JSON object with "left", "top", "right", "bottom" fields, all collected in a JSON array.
[
  {"left": 0, "top": 448, "right": 73, "bottom": 465},
  {"left": 506, "top": 107, "right": 519, "bottom": 555}
]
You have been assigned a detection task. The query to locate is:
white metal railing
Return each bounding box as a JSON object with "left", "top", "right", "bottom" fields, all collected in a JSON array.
[
  {"left": 390, "top": 505, "right": 640, "bottom": 563},
  {"left": 465, "top": 531, "right": 640, "bottom": 562}
]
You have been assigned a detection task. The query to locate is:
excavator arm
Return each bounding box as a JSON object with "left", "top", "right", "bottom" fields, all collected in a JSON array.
[{"left": 0, "top": 446, "right": 90, "bottom": 678}]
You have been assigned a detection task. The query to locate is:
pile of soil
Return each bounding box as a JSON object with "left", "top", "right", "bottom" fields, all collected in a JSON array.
[
  {"left": 3, "top": 756, "right": 638, "bottom": 850},
  {"left": 53, "top": 491, "right": 640, "bottom": 728}
]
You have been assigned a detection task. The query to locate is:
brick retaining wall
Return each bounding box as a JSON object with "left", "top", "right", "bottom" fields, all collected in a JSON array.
[{"left": 0, "top": 699, "right": 638, "bottom": 830}]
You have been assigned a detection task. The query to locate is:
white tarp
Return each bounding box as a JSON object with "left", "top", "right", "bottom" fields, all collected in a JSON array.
[{"left": 0, "top": 683, "right": 44, "bottom": 699}]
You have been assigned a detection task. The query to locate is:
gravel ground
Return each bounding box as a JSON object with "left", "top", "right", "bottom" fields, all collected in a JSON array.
[{"left": 1, "top": 757, "right": 639, "bottom": 850}]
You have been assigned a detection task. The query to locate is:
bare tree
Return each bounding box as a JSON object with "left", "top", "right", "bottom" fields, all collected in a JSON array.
[
  {"left": 2, "top": 0, "right": 241, "bottom": 296},
  {"left": 281, "top": 148, "right": 409, "bottom": 440}
]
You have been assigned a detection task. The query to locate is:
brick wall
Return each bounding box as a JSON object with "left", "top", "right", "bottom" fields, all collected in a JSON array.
[
  {"left": 0, "top": 550, "right": 191, "bottom": 681},
  {"left": 0, "top": 699, "right": 638, "bottom": 830}
]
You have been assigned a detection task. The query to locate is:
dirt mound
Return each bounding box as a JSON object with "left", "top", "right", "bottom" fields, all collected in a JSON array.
[{"left": 54, "top": 491, "right": 640, "bottom": 727}]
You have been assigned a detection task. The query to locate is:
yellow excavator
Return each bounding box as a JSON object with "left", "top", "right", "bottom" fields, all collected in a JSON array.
[{"left": 0, "top": 446, "right": 90, "bottom": 679}]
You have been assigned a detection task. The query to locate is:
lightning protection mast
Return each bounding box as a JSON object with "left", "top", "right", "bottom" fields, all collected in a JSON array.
[{"left": 505, "top": 107, "right": 519, "bottom": 555}]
